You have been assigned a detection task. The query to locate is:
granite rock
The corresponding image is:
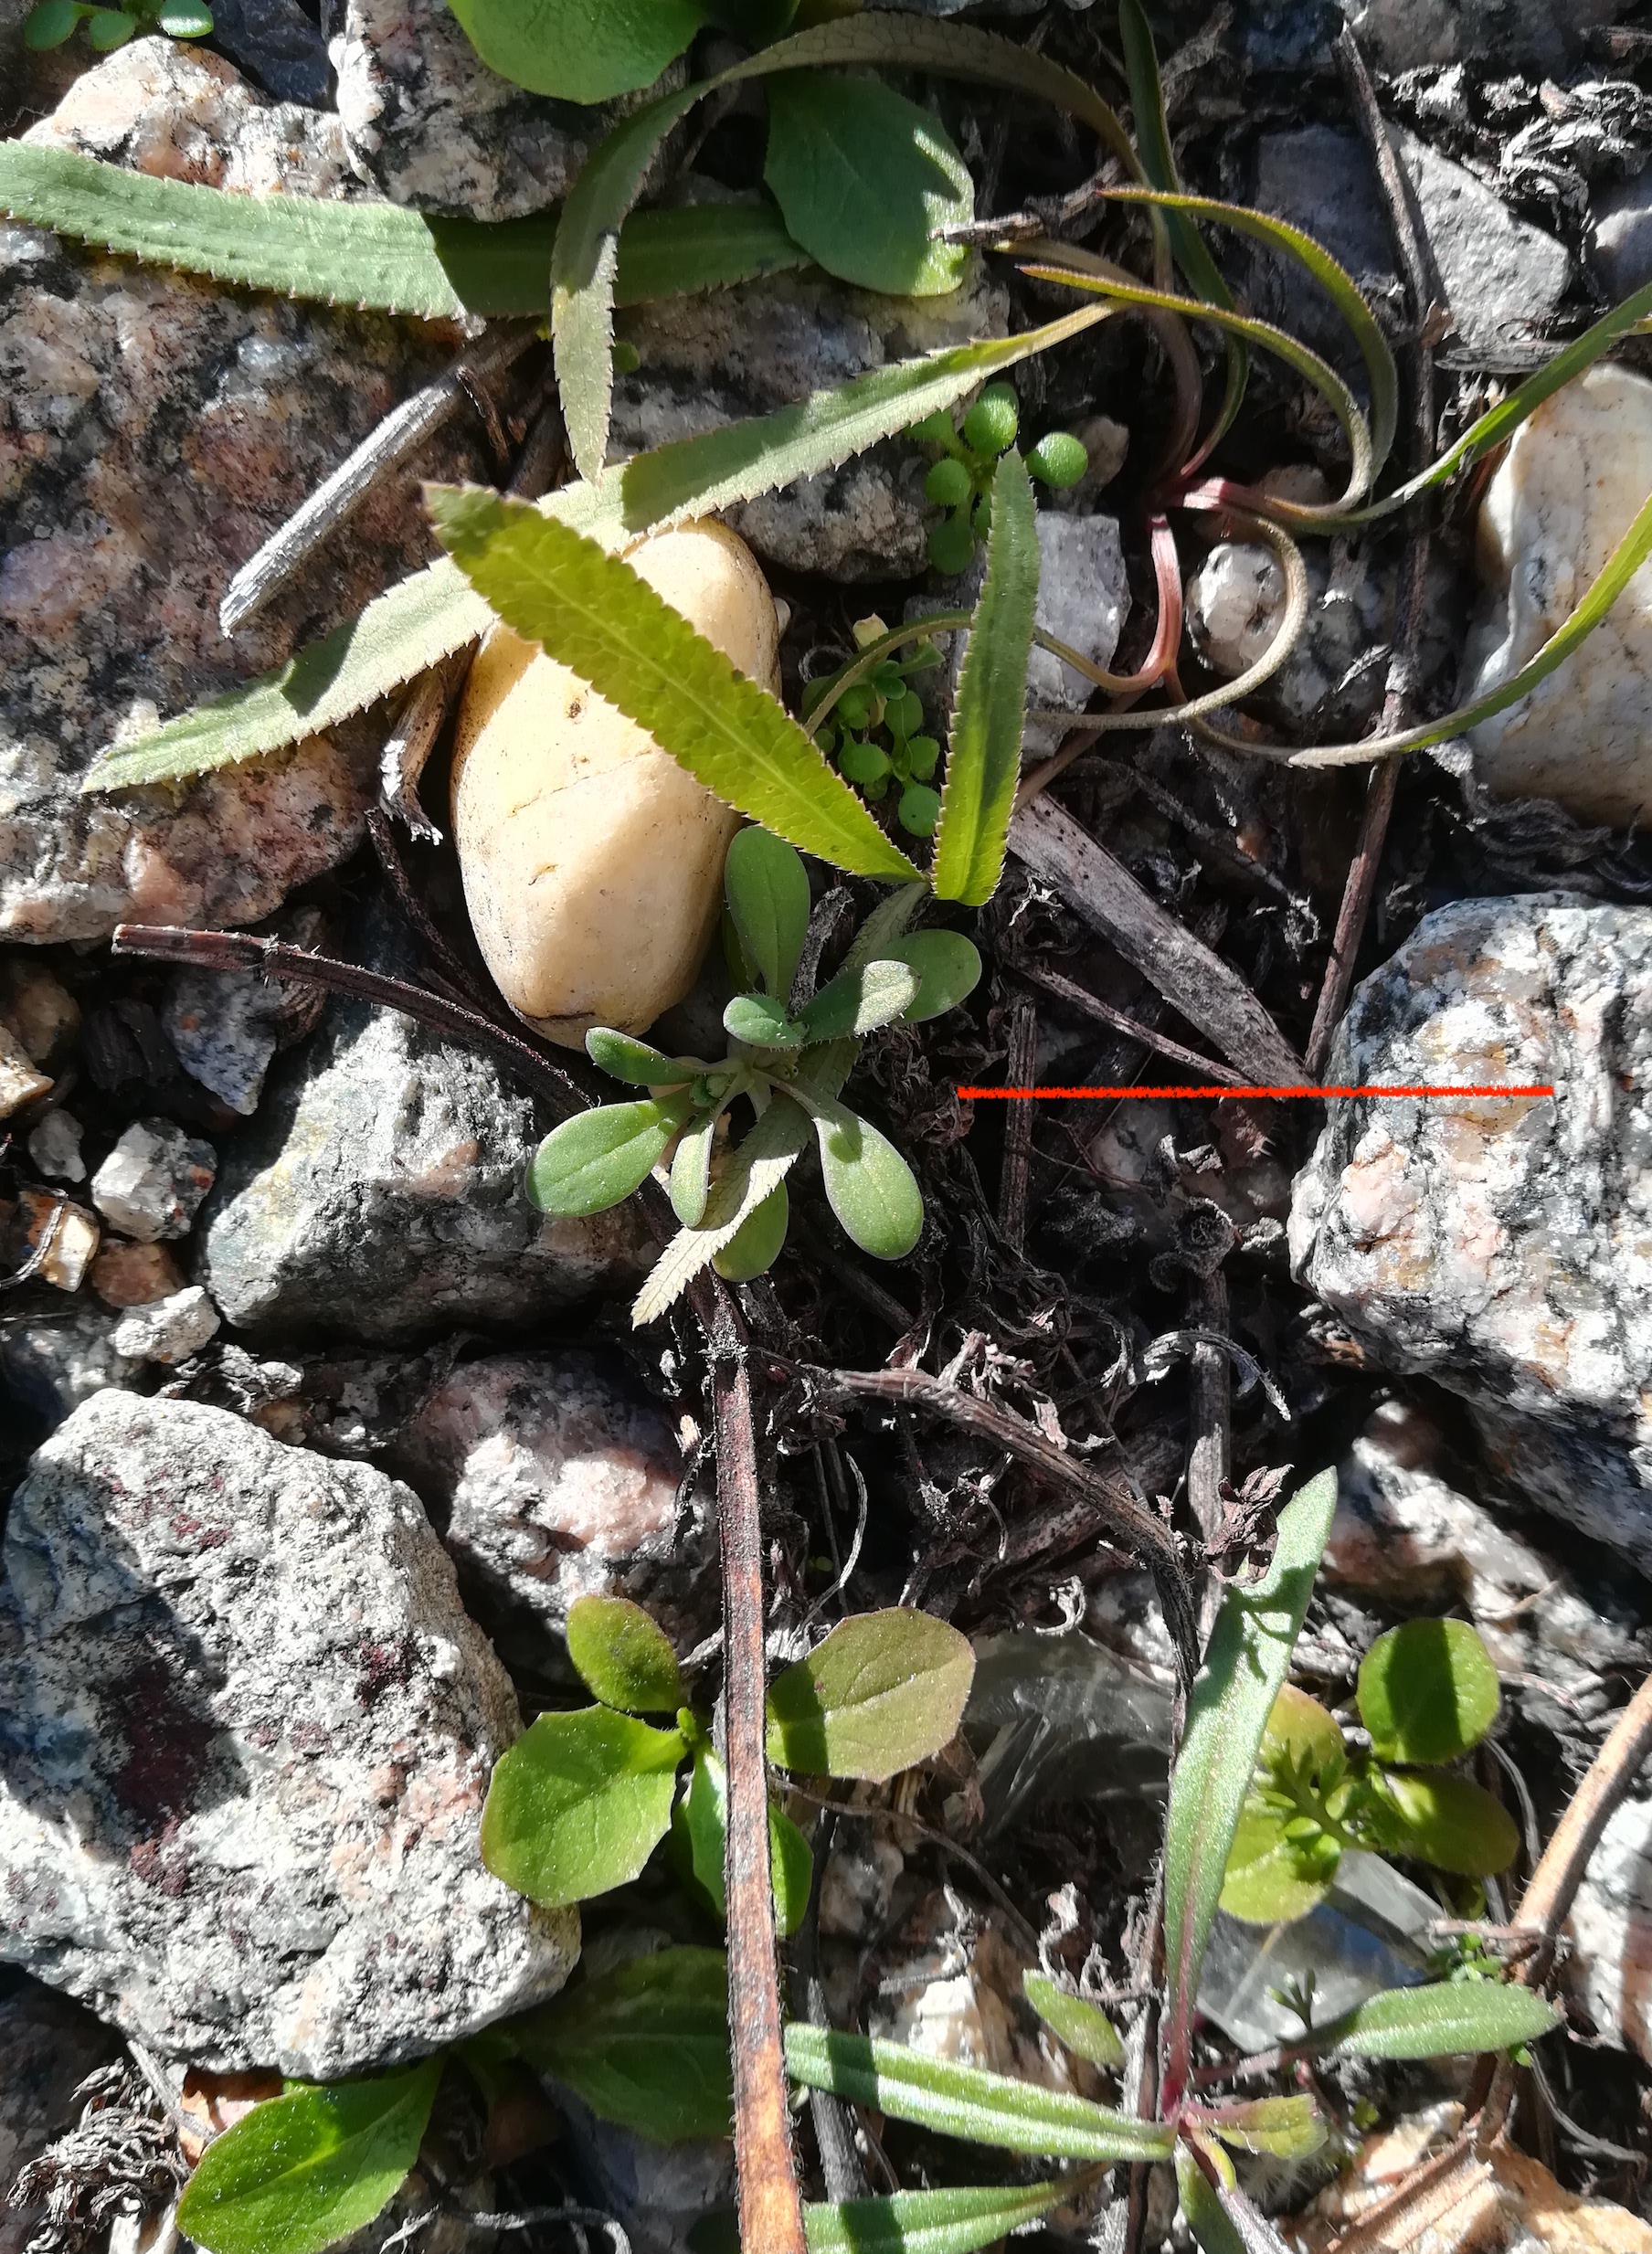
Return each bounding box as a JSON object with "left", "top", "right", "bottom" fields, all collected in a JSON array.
[
  {"left": 1463, "top": 363, "right": 1652, "bottom": 829},
  {"left": 1566, "top": 1790, "right": 1652, "bottom": 2064},
  {"left": 26, "top": 1109, "right": 84, "bottom": 1183},
  {"left": 2, "top": 40, "right": 492, "bottom": 942},
  {"left": 612, "top": 252, "right": 1009, "bottom": 581},
  {"left": 200, "top": 986, "right": 650, "bottom": 1343},
  {"left": 207, "top": 0, "right": 330, "bottom": 106},
  {"left": 111, "top": 1284, "right": 220, "bottom": 1364},
  {"left": 90, "top": 1119, "right": 216, "bottom": 1243},
  {"left": 1589, "top": 170, "right": 1652, "bottom": 301},
  {"left": 0, "top": 1298, "right": 145, "bottom": 1421},
  {"left": 1337, "top": 0, "right": 1615, "bottom": 73},
  {"left": 0, "top": 1390, "right": 578, "bottom": 2075},
  {"left": 1289, "top": 894, "right": 1652, "bottom": 1569},
  {"left": 0, "top": 1980, "right": 123, "bottom": 2254}
]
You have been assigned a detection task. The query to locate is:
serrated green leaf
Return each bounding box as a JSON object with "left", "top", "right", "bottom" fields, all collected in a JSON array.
[
  {"left": 446, "top": 0, "right": 702, "bottom": 101},
  {"left": 1359, "top": 1619, "right": 1501, "bottom": 1766},
  {"left": 1161, "top": 1468, "right": 1340, "bottom": 2106},
  {"left": 586, "top": 1028, "right": 698, "bottom": 1085},
  {"left": 1364, "top": 1770, "right": 1520, "bottom": 1879},
  {"left": 429, "top": 485, "right": 921, "bottom": 882},
  {"left": 514, "top": 1947, "right": 734, "bottom": 2143},
  {"left": 525, "top": 1095, "right": 692, "bottom": 1218},
  {"left": 566, "top": 1594, "right": 684, "bottom": 1714},
  {"left": 1310, "top": 1982, "right": 1560, "bottom": 2061},
  {"left": 799, "top": 959, "right": 920, "bottom": 1043},
  {"left": 674, "top": 1741, "right": 814, "bottom": 1938},
  {"left": 724, "top": 825, "right": 811, "bottom": 1003},
  {"left": 725, "top": 993, "right": 804, "bottom": 1049},
  {"left": 176, "top": 2062, "right": 440, "bottom": 2254},
  {"left": 1022, "top": 1974, "right": 1125, "bottom": 2070},
  {"left": 632, "top": 1092, "right": 812, "bottom": 1325},
  {"left": 784, "top": 2026, "right": 1175, "bottom": 2162},
  {"left": 803, "top": 2182, "right": 1076, "bottom": 2254},
  {"left": 796, "top": 1090, "right": 925, "bottom": 1261},
  {"left": 481, "top": 1708, "right": 685, "bottom": 1908},
  {"left": 879, "top": 931, "right": 981, "bottom": 1021},
  {"left": 764, "top": 72, "right": 972, "bottom": 298},
  {"left": 766, "top": 1609, "right": 973, "bottom": 1781},
  {"left": 933, "top": 449, "right": 1038, "bottom": 908},
  {"left": 1206, "top": 2096, "right": 1326, "bottom": 2159}
]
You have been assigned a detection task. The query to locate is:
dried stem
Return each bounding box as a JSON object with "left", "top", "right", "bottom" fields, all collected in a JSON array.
[
  {"left": 997, "top": 996, "right": 1037, "bottom": 1251},
  {"left": 1012, "top": 959, "right": 1244, "bottom": 1086}
]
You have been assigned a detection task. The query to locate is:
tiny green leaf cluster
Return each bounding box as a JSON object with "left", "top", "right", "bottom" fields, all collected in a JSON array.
[
  {"left": 910, "top": 383, "right": 1088, "bottom": 575},
  {"left": 525, "top": 828, "right": 981, "bottom": 1319},
  {"left": 1220, "top": 1617, "right": 1518, "bottom": 1926},
  {"left": 482, "top": 1594, "right": 973, "bottom": 1926},
  {"left": 804, "top": 621, "right": 946, "bottom": 838},
  {"left": 25, "top": 0, "right": 209, "bottom": 48}
]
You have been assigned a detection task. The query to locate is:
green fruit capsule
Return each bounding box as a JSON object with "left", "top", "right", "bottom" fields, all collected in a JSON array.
[
  {"left": 963, "top": 383, "right": 1019, "bottom": 457},
  {"left": 927, "top": 513, "right": 975, "bottom": 577},
  {"left": 1027, "top": 430, "right": 1090, "bottom": 489},
  {"left": 924, "top": 457, "right": 974, "bottom": 510},
  {"left": 907, "top": 408, "right": 958, "bottom": 450},
  {"left": 839, "top": 738, "right": 892, "bottom": 786},
  {"left": 898, "top": 783, "right": 942, "bottom": 836}
]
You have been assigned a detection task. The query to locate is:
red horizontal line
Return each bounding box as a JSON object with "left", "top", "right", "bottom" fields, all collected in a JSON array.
[{"left": 958, "top": 1085, "right": 1557, "bottom": 1101}]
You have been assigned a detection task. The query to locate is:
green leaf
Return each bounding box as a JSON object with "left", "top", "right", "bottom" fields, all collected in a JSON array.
[
  {"left": 1217, "top": 1804, "right": 1336, "bottom": 1927},
  {"left": 176, "top": 2063, "right": 441, "bottom": 2254},
  {"left": 429, "top": 485, "right": 921, "bottom": 883},
  {"left": 1358, "top": 1619, "right": 1501, "bottom": 1766},
  {"left": 932, "top": 450, "right": 1039, "bottom": 908},
  {"left": 632, "top": 1091, "right": 812, "bottom": 1325},
  {"left": 784, "top": 2026, "right": 1175, "bottom": 2163},
  {"left": 725, "top": 826, "right": 812, "bottom": 1003},
  {"left": 1364, "top": 1771, "right": 1520, "bottom": 1879},
  {"left": 879, "top": 932, "right": 981, "bottom": 1021},
  {"left": 24, "top": 4, "right": 80, "bottom": 51},
  {"left": 725, "top": 993, "right": 804, "bottom": 1049},
  {"left": 1309, "top": 1982, "right": 1561, "bottom": 2061},
  {"left": 481, "top": 1708, "right": 685, "bottom": 1908},
  {"left": 566, "top": 1594, "right": 684, "bottom": 1715},
  {"left": 797, "top": 1093, "right": 924, "bottom": 1261},
  {"left": 712, "top": 1179, "right": 789, "bottom": 1282},
  {"left": 615, "top": 200, "right": 810, "bottom": 305},
  {"left": 799, "top": 959, "right": 920, "bottom": 1043},
  {"left": 1160, "top": 1467, "right": 1339, "bottom": 2104},
  {"left": 87, "top": 12, "right": 136, "bottom": 50},
  {"left": 1206, "top": 2096, "right": 1326, "bottom": 2160},
  {"left": 766, "top": 1609, "right": 973, "bottom": 1781},
  {"left": 155, "top": 0, "right": 213, "bottom": 33},
  {"left": 1178, "top": 2148, "right": 1245, "bottom": 2254},
  {"left": 1022, "top": 1974, "right": 1124, "bottom": 2071},
  {"left": 671, "top": 1110, "right": 721, "bottom": 1228},
  {"left": 803, "top": 2183, "right": 1077, "bottom": 2254},
  {"left": 525, "top": 1096, "right": 691, "bottom": 1218},
  {"left": 445, "top": 0, "right": 703, "bottom": 101},
  {"left": 514, "top": 1947, "right": 734, "bottom": 2143},
  {"left": 763, "top": 72, "right": 972, "bottom": 298},
  {"left": 1261, "top": 1683, "right": 1345, "bottom": 1776},
  {"left": 586, "top": 1029, "right": 697, "bottom": 1085},
  {"left": 674, "top": 1742, "right": 814, "bottom": 1938}
]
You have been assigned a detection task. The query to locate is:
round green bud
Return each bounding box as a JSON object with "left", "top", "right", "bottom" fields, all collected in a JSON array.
[
  {"left": 898, "top": 783, "right": 942, "bottom": 837},
  {"left": 863, "top": 775, "right": 890, "bottom": 802},
  {"left": 924, "top": 457, "right": 974, "bottom": 510},
  {"left": 1028, "top": 429, "right": 1090, "bottom": 490},
  {"left": 927, "top": 513, "right": 976, "bottom": 577},
  {"left": 839, "top": 737, "right": 892, "bottom": 786},
  {"left": 907, "top": 409, "right": 958, "bottom": 450},
  {"left": 963, "top": 384, "right": 1019, "bottom": 457}
]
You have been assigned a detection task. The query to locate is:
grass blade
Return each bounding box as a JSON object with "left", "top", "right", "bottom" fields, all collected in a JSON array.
[
  {"left": 933, "top": 448, "right": 1039, "bottom": 906},
  {"left": 429, "top": 484, "right": 919, "bottom": 881},
  {"left": 803, "top": 2182, "right": 1078, "bottom": 2254},
  {"left": 784, "top": 2026, "right": 1175, "bottom": 2162},
  {"left": 1160, "top": 1466, "right": 1339, "bottom": 2111}
]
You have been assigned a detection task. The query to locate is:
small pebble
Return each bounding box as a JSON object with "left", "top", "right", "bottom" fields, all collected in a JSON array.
[
  {"left": 90, "top": 1239, "right": 185, "bottom": 1310},
  {"left": 26, "top": 1110, "right": 85, "bottom": 1184},
  {"left": 4, "top": 1190, "right": 100, "bottom": 1293},
  {"left": 0, "top": 963, "right": 80, "bottom": 1067},
  {"left": 111, "top": 1286, "right": 221, "bottom": 1365},
  {"left": 90, "top": 1119, "right": 217, "bottom": 1243},
  {"left": 0, "top": 1027, "right": 51, "bottom": 1121}
]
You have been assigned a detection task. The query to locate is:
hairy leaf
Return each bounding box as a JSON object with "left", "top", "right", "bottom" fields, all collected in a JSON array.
[
  {"left": 1161, "top": 1468, "right": 1340, "bottom": 2104},
  {"left": 764, "top": 72, "right": 972, "bottom": 297},
  {"left": 725, "top": 825, "right": 812, "bottom": 1002},
  {"left": 799, "top": 959, "right": 920, "bottom": 1043},
  {"left": 1365, "top": 1770, "right": 1520, "bottom": 1879},
  {"left": 766, "top": 1609, "right": 974, "bottom": 1781},
  {"left": 586, "top": 1029, "right": 699, "bottom": 1085},
  {"left": 784, "top": 2026, "right": 1175, "bottom": 2161},
  {"left": 631, "top": 1091, "right": 812, "bottom": 1325},
  {"left": 525, "top": 1095, "right": 692, "bottom": 1218},
  {"left": 933, "top": 447, "right": 1039, "bottom": 906},
  {"left": 1178, "top": 2148, "right": 1245, "bottom": 2254},
  {"left": 725, "top": 993, "right": 803, "bottom": 1049},
  {"left": 879, "top": 931, "right": 982, "bottom": 1021},
  {"left": 800, "top": 1093, "right": 925, "bottom": 1261},
  {"left": 617, "top": 199, "right": 811, "bottom": 303},
  {"left": 566, "top": 1594, "right": 683, "bottom": 1715},
  {"left": 430, "top": 485, "right": 920, "bottom": 881},
  {"left": 803, "top": 2182, "right": 1076, "bottom": 2254},
  {"left": 1310, "top": 1982, "right": 1561, "bottom": 2060},
  {"left": 445, "top": 0, "right": 702, "bottom": 102},
  {"left": 670, "top": 1109, "right": 721, "bottom": 1228},
  {"left": 514, "top": 1947, "right": 733, "bottom": 2143},
  {"left": 177, "top": 2063, "right": 440, "bottom": 2254},
  {"left": 1022, "top": 1974, "right": 1124, "bottom": 2071},
  {"left": 1359, "top": 1619, "right": 1500, "bottom": 1766},
  {"left": 674, "top": 1741, "right": 814, "bottom": 1938},
  {"left": 481, "top": 1708, "right": 685, "bottom": 1907}
]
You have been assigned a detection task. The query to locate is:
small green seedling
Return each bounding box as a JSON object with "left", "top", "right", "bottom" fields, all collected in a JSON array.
[
  {"left": 804, "top": 615, "right": 947, "bottom": 838},
  {"left": 910, "top": 383, "right": 1088, "bottom": 574},
  {"left": 525, "top": 826, "right": 982, "bottom": 1321},
  {"left": 1220, "top": 1617, "right": 1519, "bottom": 1924},
  {"left": 25, "top": 0, "right": 211, "bottom": 50}
]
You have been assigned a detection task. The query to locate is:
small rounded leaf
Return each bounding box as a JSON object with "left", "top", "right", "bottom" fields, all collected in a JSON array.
[
  {"left": 1358, "top": 1619, "right": 1501, "bottom": 1765},
  {"left": 799, "top": 958, "right": 919, "bottom": 1044},
  {"left": 482, "top": 1708, "right": 685, "bottom": 1908},
  {"left": 878, "top": 931, "right": 981, "bottom": 1021},
  {"left": 1262, "top": 1683, "right": 1345, "bottom": 1779},
  {"left": 24, "top": 1, "right": 80, "bottom": 47},
  {"left": 1027, "top": 430, "right": 1089, "bottom": 489},
  {"left": 86, "top": 7, "right": 136, "bottom": 44},
  {"left": 1366, "top": 1770, "right": 1520, "bottom": 1878},
  {"left": 964, "top": 384, "right": 1020, "bottom": 457},
  {"left": 566, "top": 1595, "right": 684, "bottom": 1715},
  {"left": 712, "top": 1180, "right": 789, "bottom": 1282},
  {"left": 155, "top": 0, "right": 213, "bottom": 30},
  {"left": 526, "top": 1098, "right": 687, "bottom": 1217},
  {"left": 811, "top": 1104, "right": 923, "bottom": 1261},
  {"left": 724, "top": 826, "right": 811, "bottom": 1003},
  {"left": 925, "top": 457, "right": 974, "bottom": 510},
  {"left": 766, "top": 1608, "right": 974, "bottom": 1781},
  {"left": 513, "top": 1947, "right": 733, "bottom": 2144},
  {"left": 724, "top": 993, "right": 802, "bottom": 1050},
  {"left": 839, "top": 736, "right": 892, "bottom": 786},
  {"left": 898, "top": 783, "right": 942, "bottom": 837},
  {"left": 587, "top": 1028, "right": 695, "bottom": 1085}
]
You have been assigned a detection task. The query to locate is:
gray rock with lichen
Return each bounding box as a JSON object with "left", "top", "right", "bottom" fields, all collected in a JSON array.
[
  {"left": 0, "top": 1390, "right": 578, "bottom": 2076},
  {"left": 1, "top": 40, "right": 494, "bottom": 943},
  {"left": 1290, "top": 894, "right": 1652, "bottom": 1570}
]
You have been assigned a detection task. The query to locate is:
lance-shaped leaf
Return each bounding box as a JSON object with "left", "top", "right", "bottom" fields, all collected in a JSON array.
[
  {"left": 615, "top": 199, "right": 810, "bottom": 304},
  {"left": 1160, "top": 1466, "right": 1339, "bottom": 2108},
  {"left": 429, "top": 484, "right": 920, "bottom": 882},
  {"left": 481, "top": 1708, "right": 685, "bottom": 1907},
  {"left": 514, "top": 1946, "right": 733, "bottom": 2143},
  {"left": 565, "top": 1593, "right": 683, "bottom": 1715},
  {"left": 526, "top": 1095, "right": 694, "bottom": 1218},
  {"left": 1022, "top": 1974, "right": 1124, "bottom": 2071},
  {"left": 176, "top": 2062, "right": 441, "bottom": 2254},
  {"left": 725, "top": 993, "right": 803, "bottom": 1049},
  {"left": 1204, "top": 2095, "right": 1327, "bottom": 2159},
  {"left": 803, "top": 2182, "right": 1078, "bottom": 2254},
  {"left": 766, "top": 1610, "right": 974, "bottom": 1781},
  {"left": 725, "top": 825, "right": 811, "bottom": 1002},
  {"left": 586, "top": 1029, "right": 704, "bottom": 1086},
  {"left": 1308, "top": 1981, "right": 1561, "bottom": 2060},
  {"left": 1178, "top": 2147, "right": 1245, "bottom": 2254},
  {"left": 933, "top": 447, "right": 1039, "bottom": 907},
  {"left": 784, "top": 2026, "right": 1175, "bottom": 2162}
]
